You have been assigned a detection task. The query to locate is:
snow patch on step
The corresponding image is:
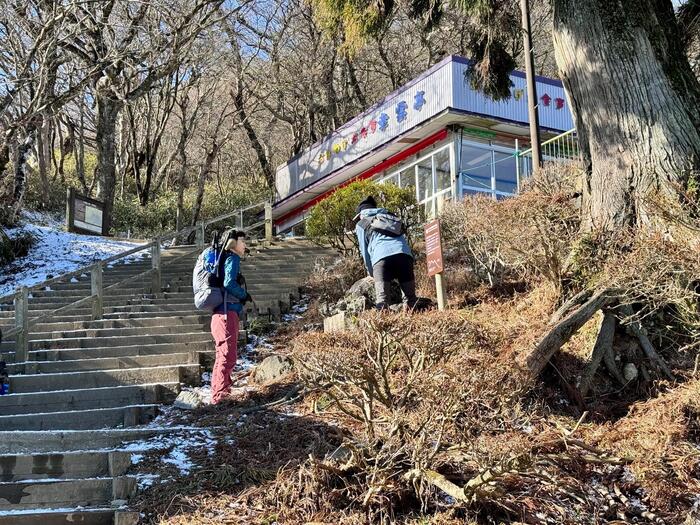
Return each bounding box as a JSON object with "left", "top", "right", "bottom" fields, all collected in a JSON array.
[
  {"left": 0, "top": 476, "right": 112, "bottom": 485},
  {"left": 0, "top": 506, "right": 112, "bottom": 516}
]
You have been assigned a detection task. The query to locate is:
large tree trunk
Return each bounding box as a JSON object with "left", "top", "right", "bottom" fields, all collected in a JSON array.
[
  {"left": 12, "top": 128, "right": 37, "bottom": 219},
  {"left": 552, "top": 0, "right": 700, "bottom": 230},
  {"left": 35, "top": 116, "right": 51, "bottom": 208},
  {"left": 190, "top": 144, "right": 218, "bottom": 227},
  {"left": 94, "top": 83, "right": 123, "bottom": 234}
]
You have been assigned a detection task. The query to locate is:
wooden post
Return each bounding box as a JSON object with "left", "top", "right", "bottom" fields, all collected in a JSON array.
[
  {"left": 434, "top": 272, "right": 447, "bottom": 311},
  {"left": 151, "top": 240, "right": 161, "bottom": 293},
  {"left": 14, "top": 286, "right": 29, "bottom": 364},
  {"left": 91, "top": 262, "right": 104, "bottom": 319},
  {"left": 195, "top": 223, "right": 205, "bottom": 249},
  {"left": 424, "top": 219, "right": 446, "bottom": 311},
  {"left": 520, "top": 0, "right": 543, "bottom": 171},
  {"left": 265, "top": 202, "right": 273, "bottom": 241},
  {"left": 65, "top": 188, "right": 74, "bottom": 233}
]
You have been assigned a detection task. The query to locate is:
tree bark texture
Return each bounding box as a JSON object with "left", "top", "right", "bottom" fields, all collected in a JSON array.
[
  {"left": 552, "top": 0, "right": 700, "bottom": 229},
  {"left": 94, "top": 82, "right": 123, "bottom": 233}
]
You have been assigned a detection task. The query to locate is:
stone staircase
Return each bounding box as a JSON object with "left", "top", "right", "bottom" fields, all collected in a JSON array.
[{"left": 0, "top": 238, "right": 333, "bottom": 524}]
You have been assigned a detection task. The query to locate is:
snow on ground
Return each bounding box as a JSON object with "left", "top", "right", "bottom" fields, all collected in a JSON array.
[
  {"left": 0, "top": 507, "right": 111, "bottom": 516},
  {"left": 123, "top": 428, "right": 217, "bottom": 474},
  {"left": 131, "top": 297, "right": 311, "bottom": 489},
  {"left": 1, "top": 211, "right": 147, "bottom": 297}
]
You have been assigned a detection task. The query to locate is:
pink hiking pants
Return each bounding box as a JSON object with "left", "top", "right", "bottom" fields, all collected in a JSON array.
[{"left": 210, "top": 310, "right": 239, "bottom": 404}]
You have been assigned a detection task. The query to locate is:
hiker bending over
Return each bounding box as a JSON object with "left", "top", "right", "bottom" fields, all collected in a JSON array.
[
  {"left": 210, "top": 230, "right": 251, "bottom": 404},
  {"left": 354, "top": 196, "right": 418, "bottom": 310}
]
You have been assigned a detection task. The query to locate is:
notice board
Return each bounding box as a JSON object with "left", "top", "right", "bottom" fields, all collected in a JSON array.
[
  {"left": 66, "top": 188, "right": 106, "bottom": 235},
  {"left": 424, "top": 219, "right": 444, "bottom": 277}
]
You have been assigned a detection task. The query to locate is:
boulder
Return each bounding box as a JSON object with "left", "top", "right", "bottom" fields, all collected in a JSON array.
[
  {"left": 324, "top": 311, "right": 356, "bottom": 333},
  {"left": 250, "top": 354, "right": 294, "bottom": 384},
  {"left": 320, "top": 277, "right": 402, "bottom": 317},
  {"left": 623, "top": 363, "right": 639, "bottom": 382},
  {"left": 173, "top": 390, "right": 203, "bottom": 410}
]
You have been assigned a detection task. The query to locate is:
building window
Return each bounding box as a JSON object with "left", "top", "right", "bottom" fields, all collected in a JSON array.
[
  {"left": 459, "top": 138, "right": 521, "bottom": 199},
  {"left": 494, "top": 152, "right": 518, "bottom": 194},
  {"left": 399, "top": 169, "right": 415, "bottom": 191},
  {"left": 435, "top": 148, "right": 451, "bottom": 192},
  {"left": 378, "top": 143, "right": 454, "bottom": 219},
  {"left": 460, "top": 144, "right": 493, "bottom": 193},
  {"left": 416, "top": 158, "right": 433, "bottom": 203},
  {"left": 384, "top": 173, "right": 398, "bottom": 186}
]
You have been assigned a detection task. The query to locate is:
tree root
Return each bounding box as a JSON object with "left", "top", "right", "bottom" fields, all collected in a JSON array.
[
  {"left": 520, "top": 288, "right": 617, "bottom": 376},
  {"left": 550, "top": 289, "right": 593, "bottom": 325},
  {"left": 603, "top": 345, "right": 626, "bottom": 386},
  {"left": 618, "top": 305, "right": 674, "bottom": 380},
  {"left": 579, "top": 311, "right": 616, "bottom": 397}
]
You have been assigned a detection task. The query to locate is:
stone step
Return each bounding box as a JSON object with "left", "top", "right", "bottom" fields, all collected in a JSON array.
[
  {"left": 18, "top": 351, "right": 209, "bottom": 375},
  {"left": 25, "top": 331, "right": 212, "bottom": 351},
  {"left": 27, "top": 323, "right": 207, "bottom": 342},
  {"left": 0, "top": 508, "right": 128, "bottom": 525},
  {"left": 9, "top": 364, "right": 200, "bottom": 393},
  {"left": 102, "top": 309, "right": 221, "bottom": 320},
  {"left": 26, "top": 340, "right": 215, "bottom": 363},
  {"left": 0, "top": 427, "right": 200, "bottom": 454},
  {"left": 20, "top": 288, "right": 295, "bottom": 308},
  {"left": 97, "top": 257, "right": 322, "bottom": 272},
  {"left": 35, "top": 271, "right": 312, "bottom": 292},
  {"left": 0, "top": 404, "right": 160, "bottom": 431},
  {"left": 0, "top": 476, "right": 136, "bottom": 510},
  {"left": 0, "top": 313, "right": 211, "bottom": 334},
  {"left": 0, "top": 450, "right": 131, "bottom": 482},
  {"left": 0, "top": 303, "right": 206, "bottom": 319},
  {"left": 0, "top": 383, "right": 180, "bottom": 415}
]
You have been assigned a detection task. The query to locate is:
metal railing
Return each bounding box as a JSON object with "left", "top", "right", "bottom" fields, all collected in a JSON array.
[
  {"left": 518, "top": 128, "right": 580, "bottom": 179},
  {"left": 1, "top": 200, "right": 273, "bottom": 368}
]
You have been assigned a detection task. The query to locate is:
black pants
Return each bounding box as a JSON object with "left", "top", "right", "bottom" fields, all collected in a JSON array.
[{"left": 372, "top": 254, "right": 417, "bottom": 308}]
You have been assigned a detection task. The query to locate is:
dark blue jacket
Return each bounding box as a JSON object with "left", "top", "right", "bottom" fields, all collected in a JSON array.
[
  {"left": 355, "top": 208, "right": 413, "bottom": 277},
  {"left": 214, "top": 253, "right": 246, "bottom": 314}
]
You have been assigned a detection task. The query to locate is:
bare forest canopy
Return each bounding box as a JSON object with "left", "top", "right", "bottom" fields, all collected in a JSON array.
[
  {"left": 0, "top": 0, "right": 557, "bottom": 233},
  {"left": 0, "top": 0, "right": 698, "bottom": 235}
]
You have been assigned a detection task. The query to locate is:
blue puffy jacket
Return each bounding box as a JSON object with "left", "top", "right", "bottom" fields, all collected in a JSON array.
[
  {"left": 355, "top": 208, "right": 413, "bottom": 277},
  {"left": 214, "top": 252, "right": 247, "bottom": 314}
]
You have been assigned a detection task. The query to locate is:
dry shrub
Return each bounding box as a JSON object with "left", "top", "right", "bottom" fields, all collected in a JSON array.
[
  {"left": 440, "top": 165, "right": 581, "bottom": 292},
  {"left": 594, "top": 379, "right": 700, "bottom": 513},
  {"left": 268, "top": 307, "right": 672, "bottom": 524},
  {"left": 600, "top": 230, "right": 700, "bottom": 358},
  {"left": 282, "top": 311, "right": 551, "bottom": 522}
]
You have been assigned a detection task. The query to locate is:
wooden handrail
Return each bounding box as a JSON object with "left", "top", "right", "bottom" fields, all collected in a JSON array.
[
  {"left": 0, "top": 200, "right": 270, "bottom": 303},
  {"left": 2, "top": 200, "right": 272, "bottom": 367}
]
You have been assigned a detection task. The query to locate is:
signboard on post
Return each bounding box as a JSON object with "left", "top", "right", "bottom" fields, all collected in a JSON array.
[
  {"left": 66, "top": 188, "right": 107, "bottom": 236},
  {"left": 424, "top": 219, "right": 447, "bottom": 310}
]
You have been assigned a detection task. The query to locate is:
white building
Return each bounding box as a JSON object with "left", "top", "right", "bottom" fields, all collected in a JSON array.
[{"left": 273, "top": 55, "right": 576, "bottom": 233}]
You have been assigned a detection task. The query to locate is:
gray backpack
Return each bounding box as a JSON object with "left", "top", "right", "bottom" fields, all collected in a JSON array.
[
  {"left": 358, "top": 212, "right": 405, "bottom": 238},
  {"left": 192, "top": 248, "right": 226, "bottom": 312}
]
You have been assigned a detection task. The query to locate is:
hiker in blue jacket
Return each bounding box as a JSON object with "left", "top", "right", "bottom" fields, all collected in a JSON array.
[
  {"left": 211, "top": 230, "right": 251, "bottom": 404},
  {"left": 354, "top": 196, "right": 418, "bottom": 310}
]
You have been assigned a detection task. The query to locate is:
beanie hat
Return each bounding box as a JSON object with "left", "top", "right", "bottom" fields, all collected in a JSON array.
[{"left": 354, "top": 196, "right": 377, "bottom": 219}]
